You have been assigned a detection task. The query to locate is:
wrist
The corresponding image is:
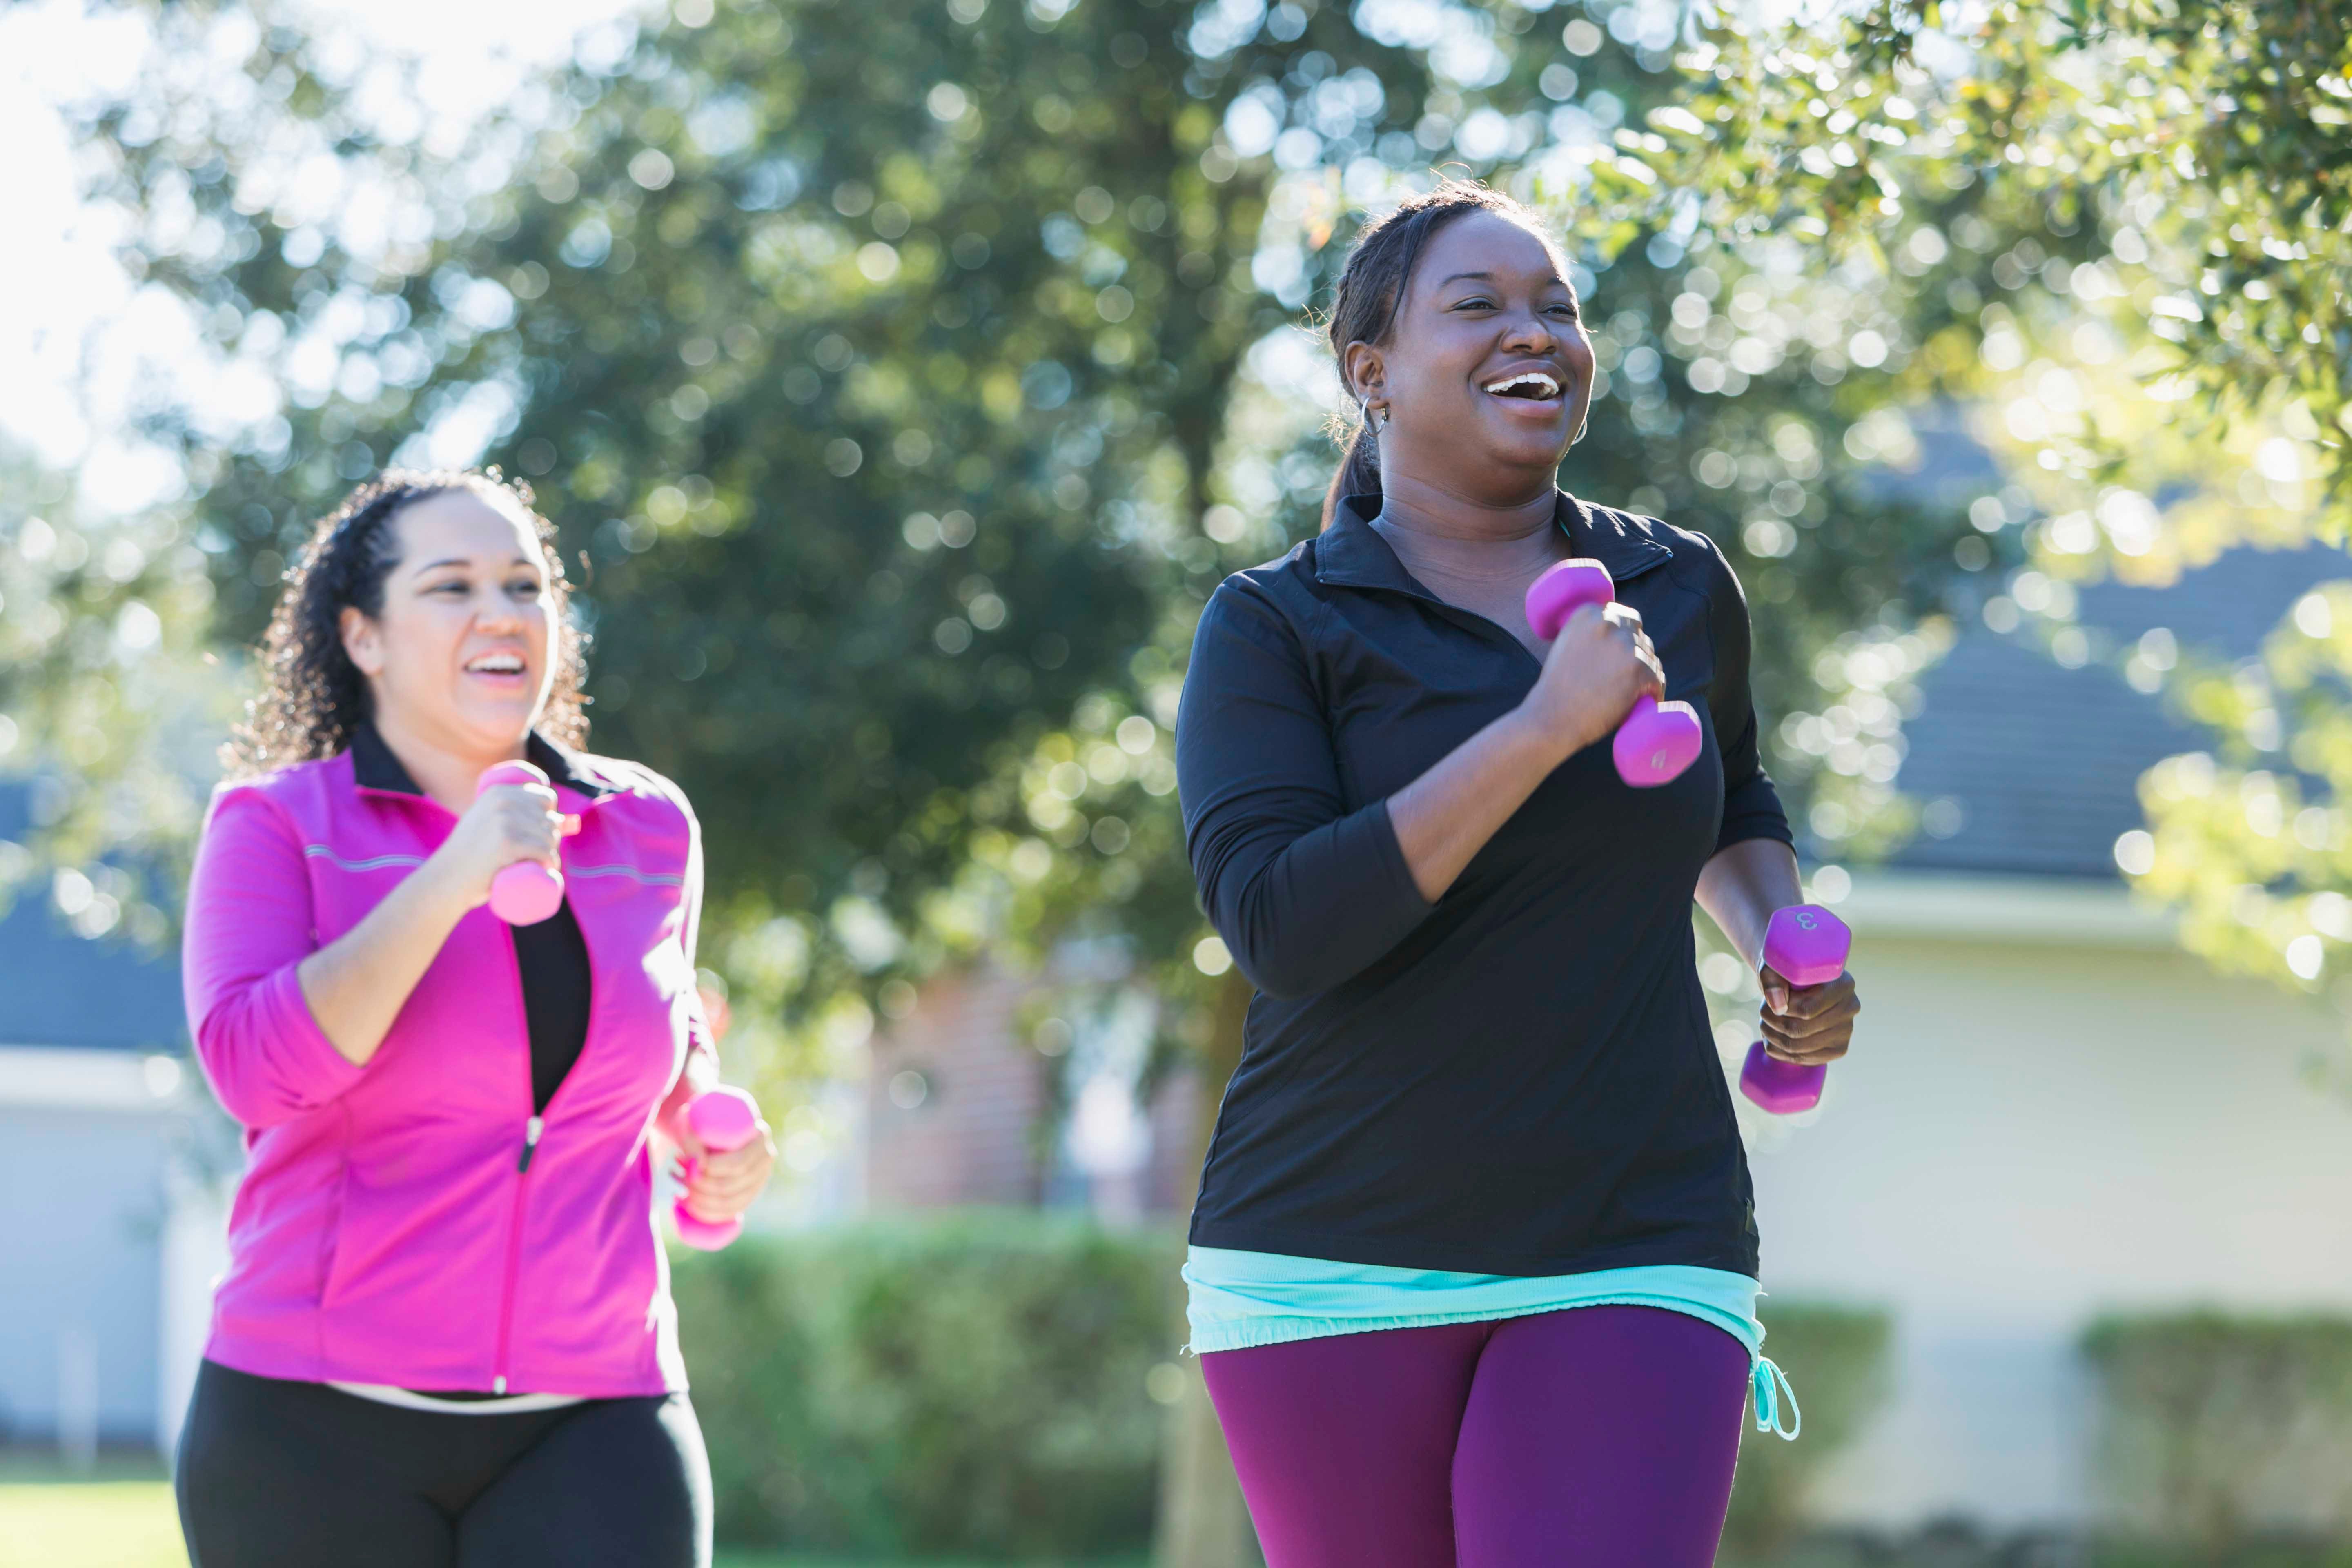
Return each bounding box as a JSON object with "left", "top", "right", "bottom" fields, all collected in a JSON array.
[
  {"left": 1501, "top": 704, "right": 1590, "bottom": 769},
  {"left": 404, "top": 853, "right": 484, "bottom": 926}
]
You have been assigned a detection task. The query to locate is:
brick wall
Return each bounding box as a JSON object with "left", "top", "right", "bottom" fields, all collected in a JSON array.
[{"left": 862, "top": 962, "right": 1210, "bottom": 1217}]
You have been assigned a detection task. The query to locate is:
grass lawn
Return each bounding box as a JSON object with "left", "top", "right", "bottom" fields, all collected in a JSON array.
[
  {"left": 0, "top": 1468, "right": 1144, "bottom": 1568},
  {"left": 10, "top": 1476, "right": 2352, "bottom": 1568}
]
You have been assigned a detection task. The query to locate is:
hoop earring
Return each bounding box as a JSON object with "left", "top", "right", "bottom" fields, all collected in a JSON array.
[{"left": 1361, "top": 400, "right": 1389, "bottom": 434}]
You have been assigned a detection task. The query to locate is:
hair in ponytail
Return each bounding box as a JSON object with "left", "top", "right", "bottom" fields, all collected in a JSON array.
[{"left": 1318, "top": 177, "right": 1560, "bottom": 530}]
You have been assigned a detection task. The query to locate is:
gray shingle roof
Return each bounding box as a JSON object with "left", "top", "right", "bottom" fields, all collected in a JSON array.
[
  {"left": 0, "top": 784, "right": 186, "bottom": 1053},
  {"left": 1885, "top": 545, "right": 2352, "bottom": 881}
]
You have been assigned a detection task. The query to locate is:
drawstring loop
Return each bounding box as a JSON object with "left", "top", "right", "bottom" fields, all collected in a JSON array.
[{"left": 1751, "top": 1357, "right": 1801, "bottom": 1441}]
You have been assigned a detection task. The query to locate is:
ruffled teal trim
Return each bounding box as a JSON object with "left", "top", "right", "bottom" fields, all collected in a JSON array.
[{"left": 1183, "top": 1247, "right": 1801, "bottom": 1441}]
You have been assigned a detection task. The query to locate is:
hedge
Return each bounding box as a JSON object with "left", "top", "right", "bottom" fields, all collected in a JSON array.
[
  {"left": 676, "top": 1215, "right": 1892, "bottom": 1559},
  {"left": 2084, "top": 1312, "right": 2352, "bottom": 1551},
  {"left": 673, "top": 1212, "right": 1183, "bottom": 1558}
]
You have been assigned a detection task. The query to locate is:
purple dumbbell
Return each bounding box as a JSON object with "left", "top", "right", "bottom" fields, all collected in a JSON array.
[
  {"left": 1737, "top": 904, "right": 1852, "bottom": 1114},
  {"left": 673, "top": 1087, "right": 761, "bottom": 1250},
  {"left": 1523, "top": 560, "right": 1705, "bottom": 787}
]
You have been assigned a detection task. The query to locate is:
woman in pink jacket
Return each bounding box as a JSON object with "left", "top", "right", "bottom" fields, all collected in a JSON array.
[{"left": 175, "top": 469, "right": 774, "bottom": 1568}]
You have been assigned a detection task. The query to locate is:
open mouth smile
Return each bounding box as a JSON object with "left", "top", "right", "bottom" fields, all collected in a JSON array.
[
  {"left": 1483, "top": 371, "right": 1564, "bottom": 404},
  {"left": 464, "top": 652, "right": 528, "bottom": 679}
]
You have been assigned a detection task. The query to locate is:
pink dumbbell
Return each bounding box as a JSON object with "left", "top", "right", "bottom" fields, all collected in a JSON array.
[
  {"left": 476, "top": 761, "right": 567, "bottom": 925},
  {"left": 673, "top": 1086, "right": 762, "bottom": 1250},
  {"left": 1523, "top": 560, "right": 1705, "bottom": 787},
  {"left": 1738, "top": 904, "right": 1852, "bottom": 1114}
]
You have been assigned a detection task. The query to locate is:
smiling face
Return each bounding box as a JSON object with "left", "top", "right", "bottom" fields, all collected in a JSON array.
[
  {"left": 338, "top": 488, "right": 556, "bottom": 762},
  {"left": 1345, "top": 209, "right": 1597, "bottom": 501}
]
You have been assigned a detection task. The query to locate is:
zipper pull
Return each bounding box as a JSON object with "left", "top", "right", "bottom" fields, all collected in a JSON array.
[{"left": 517, "top": 1115, "right": 544, "bottom": 1173}]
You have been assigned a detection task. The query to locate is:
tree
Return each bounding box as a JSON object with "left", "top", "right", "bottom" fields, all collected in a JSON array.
[
  {"left": 1631, "top": 0, "right": 2352, "bottom": 1056},
  {"left": 74, "top": 0, "right": 1461, "bottom": 1059},
  {"left": 0, "top": 446, "right": 220, "bottom": 945}
]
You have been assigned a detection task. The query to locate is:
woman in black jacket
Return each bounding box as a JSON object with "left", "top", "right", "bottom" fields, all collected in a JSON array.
[{"left": 1174, "top": 180, "right": 1861, "bottom": 1567}]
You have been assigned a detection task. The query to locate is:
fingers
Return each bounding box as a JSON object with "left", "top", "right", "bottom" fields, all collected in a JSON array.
[
  {"left": 486, "top": 784, "right": 564, "bottom": 866},
  {"left": 681, "top": 1132, "right": 776, "bottom": 1221},
  {"left": 1764, "top": 972, "right": 1857, "bottom": 1022},
  {"left": 1582, "top": 605, "right": 1666, "bottom": 701},
  {"left": 1757, "top": 974, "right": 1858, "bottom": 1064}
]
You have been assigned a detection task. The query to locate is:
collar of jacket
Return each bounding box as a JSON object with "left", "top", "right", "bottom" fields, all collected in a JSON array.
[
  {"left": 350, "top": 722, "right": 618, "bottom": 811},
  {"left": 1314, "top": 490, "right": 1675, "bottom": 597}
]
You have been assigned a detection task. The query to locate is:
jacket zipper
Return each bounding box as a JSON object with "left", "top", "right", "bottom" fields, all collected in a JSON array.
[
  {"left": 484, "top": 788, "right": 604, "bottom": 1396},
  {"left": 491, "top": 1114, "right": 543, "bottom": 1394}
]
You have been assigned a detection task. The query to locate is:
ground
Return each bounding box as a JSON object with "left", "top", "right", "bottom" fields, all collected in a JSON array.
[{"left": 6, "top": 1464, "right": 2349, "bottom": 1567}]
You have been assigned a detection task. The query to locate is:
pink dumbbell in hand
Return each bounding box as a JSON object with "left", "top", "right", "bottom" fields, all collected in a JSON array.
[
  {"left": 673, "top": 1087, "right": 762, "bottom": 1250},
  {"left": 475, "top": 761, "right": 572, "bottom": 926},
  {"left": 1737, "top": 904, "right": 1852, "bottom": 1114},
  {"left": 1523, "top": 560, "right": 1705, "bottom": 787}
]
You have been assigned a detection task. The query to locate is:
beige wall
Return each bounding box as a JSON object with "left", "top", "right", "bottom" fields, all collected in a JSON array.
[{"left": 1745, "top": 875, "right": 2352, "bottom": 1526}]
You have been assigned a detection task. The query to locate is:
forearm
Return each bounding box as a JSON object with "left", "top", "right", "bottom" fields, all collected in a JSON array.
[
  {"left": 655, "top": 1041, "right": 721, "bottom": 1147},
  {"left": 1693, "top": 836, "right": 1804, "bottom": 971},
  {"left": 296, "top": 862, "right": 476, "bottom": 1066},
  {"left": 1387, "top": 710, "right": 1577, "bottom": 902}
]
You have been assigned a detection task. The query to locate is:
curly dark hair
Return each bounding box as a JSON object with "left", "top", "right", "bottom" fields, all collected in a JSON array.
[
  {"left": 1319, "top": 177, "right": 1566, "bottom": 530},
  {"left": 226, "top": 468, "right": 589, "bottom": 777}
]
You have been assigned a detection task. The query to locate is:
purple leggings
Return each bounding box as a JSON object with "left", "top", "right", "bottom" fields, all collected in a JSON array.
[{"left": 1200, "top": 1306, "right": 1748, "bottom": 1568}]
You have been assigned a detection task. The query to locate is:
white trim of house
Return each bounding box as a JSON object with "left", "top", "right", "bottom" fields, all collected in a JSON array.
[
  {"left": 0, "top": 1044, "right": 192, "bottom": 1112},
  {"left": 1833, "top": 869, "right": 2176, "bottom": 949}
]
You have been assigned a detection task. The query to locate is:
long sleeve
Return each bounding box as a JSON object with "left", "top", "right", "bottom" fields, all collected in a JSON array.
[
  {"left": 1177, "top": 581, "right": 1433, "bottom": 1000},
  {"left": 1702, "top": 537, "right": 1795, "bottom": 853},
  {"left": 182, "top": 786, "right": 366, "bottom": 1129},
  {"left": 677, "top": 793, "right": 717, "bottom": 1067}
]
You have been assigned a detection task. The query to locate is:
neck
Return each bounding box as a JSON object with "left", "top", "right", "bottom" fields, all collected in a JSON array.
[
  {"left": 1370, "top": 470, "right": 1564, "bottom": 578},
  {"left": 369, "top": 708, "right": 528, "bottom": 814}
]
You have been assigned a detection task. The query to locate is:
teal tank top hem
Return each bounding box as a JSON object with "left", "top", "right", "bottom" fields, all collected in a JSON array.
[{"left": 1182, "top": 1246, "right": 1800, "bottom": 1441}]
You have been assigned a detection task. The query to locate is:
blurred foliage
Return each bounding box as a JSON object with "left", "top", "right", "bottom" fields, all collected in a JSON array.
[
  {"left": 1722, "top": 1303, "right": 1894, "bottom": 1557},
  {"left": 2129, "top": 585, "right": 2352, "bottom": 1097},
  {"left": 59, "top": 0, "right": 2216, "bottom": 1111},
  {"left": 2084, "top": 1312, "right": 2352, "bottom": 1551},
  {"left": 672, "top": 1212, "right": 1180, "bottom": 1558},
  {"left": 1622, "top": 0, "right": 2352, "bottom": 1060},
  {"left": 1656, "top": 0, "right": 2352, "bottom": 546},
  {"left": 0, "top": 447, "right": 223, "bottom": 942},
  {"left": 67, "top": 0, "right": 1454, "bottom": 1098}
]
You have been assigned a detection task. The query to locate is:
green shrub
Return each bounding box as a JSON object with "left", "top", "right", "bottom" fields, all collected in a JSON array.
[
  {"left": 673, "top": 1212, "right": 1183, "bottom": 1559},
  {"left": 1722, "top": 1303, "right": 1894, "bottom": 1555},
  {"left": 2083, "top": 1312, "right": 2352, "bottom": 1552}
]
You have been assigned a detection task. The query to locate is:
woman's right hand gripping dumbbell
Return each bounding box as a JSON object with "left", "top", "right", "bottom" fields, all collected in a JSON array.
[
  {"left": 430, "top": 767, "right": 568, "bottom": 914},
  {"left": 1513, "top": 598, "right": 1669, "bottom": 766}
]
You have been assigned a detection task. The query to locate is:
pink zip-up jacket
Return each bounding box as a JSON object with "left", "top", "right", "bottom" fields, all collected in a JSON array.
[{"left": 183, "top": 730, "right": 712, "bottom": 1397}]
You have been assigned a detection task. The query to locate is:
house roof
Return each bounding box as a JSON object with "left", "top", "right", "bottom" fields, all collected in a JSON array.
[
  {"left": 1884, "top": 544, "right": 2352, "bottom": 881},
  {"left": 0, "top": 785, "right": 185, "bottom": 1053}
]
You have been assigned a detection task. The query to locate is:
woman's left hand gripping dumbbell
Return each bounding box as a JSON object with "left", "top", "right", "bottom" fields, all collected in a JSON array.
[
  {"left": 1756, "top": 954, "right": 1863, "bottom": 1072},
  {"left": 672, "top": 1093, "right": 777, "bottom": 1239}
]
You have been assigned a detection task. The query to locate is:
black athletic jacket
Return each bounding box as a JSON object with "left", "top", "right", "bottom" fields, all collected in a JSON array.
[{"left": 1177, "top": 491, "right": 1793, "bottom": 1278}]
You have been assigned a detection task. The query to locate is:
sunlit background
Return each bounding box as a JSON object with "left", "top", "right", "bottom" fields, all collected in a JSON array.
[{"left": 6, "top": 0, "right": 2352, "bottom": 1564}]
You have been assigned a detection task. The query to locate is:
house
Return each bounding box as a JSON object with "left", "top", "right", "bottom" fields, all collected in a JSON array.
[
  {"left": 1755, "top": 545, "right": 2352, "bottom": 1528},
  {"left": 862, "top": 957, "right": 1205, "bottom": 1222},
  {"left": 0, "top": 782, "right": 223, "bottom": 1461}
]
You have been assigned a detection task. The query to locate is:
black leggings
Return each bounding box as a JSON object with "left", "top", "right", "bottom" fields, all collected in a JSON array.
[{"left": 175, "top": 1361, "right": 711, "bottom": 1568}]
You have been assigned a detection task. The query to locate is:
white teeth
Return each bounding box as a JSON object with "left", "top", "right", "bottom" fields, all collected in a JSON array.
[
  {"left": 468, "top": 655, "right": 523, "bottom": 673},
  {"left": 1484, "top": 372, "right": 1562, "bottom": 398}
]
